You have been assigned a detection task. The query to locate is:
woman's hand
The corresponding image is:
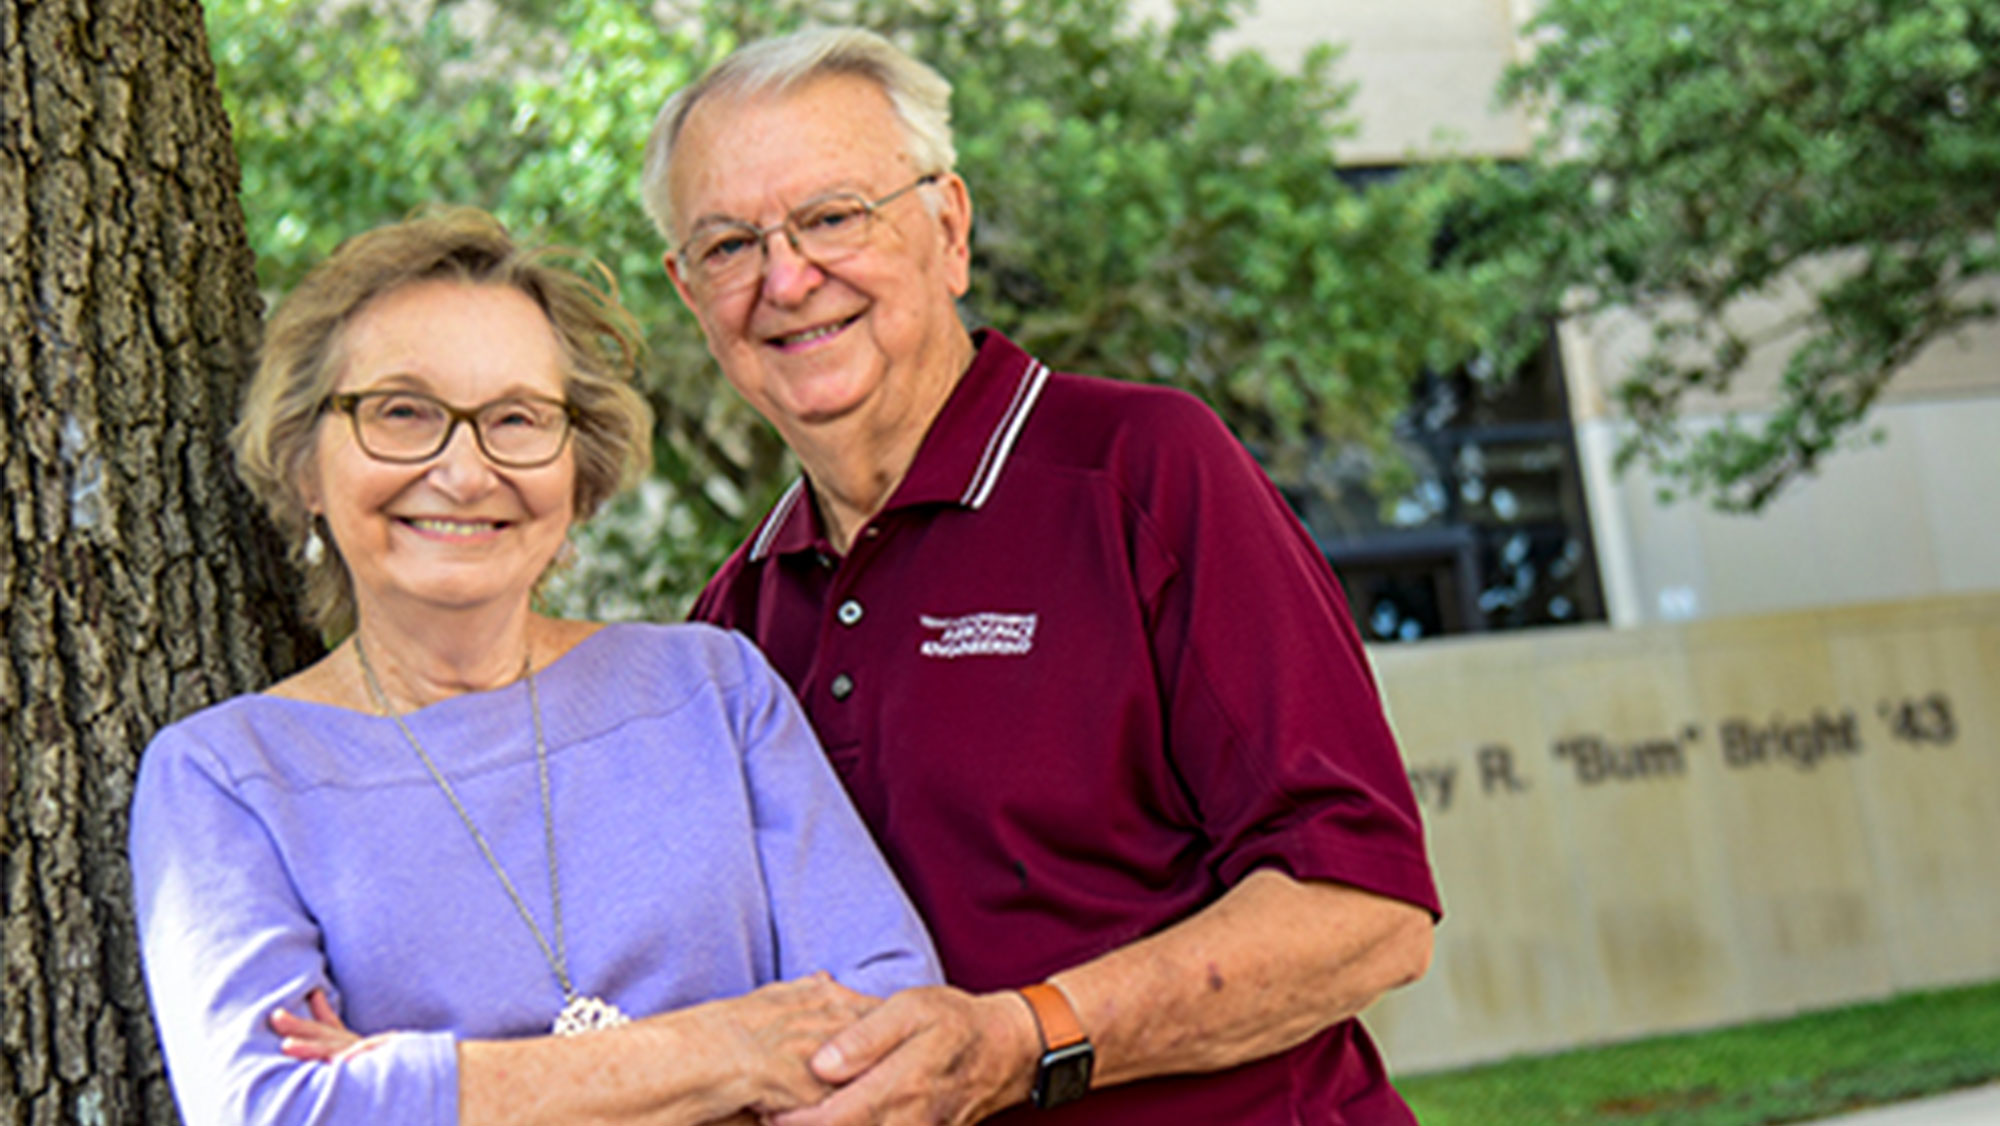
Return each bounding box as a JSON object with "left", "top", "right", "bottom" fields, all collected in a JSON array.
[
  {"left": 271, "top": 988, "right": 399, "bottom": 1062},
  {"left": 688, "top": 972, "right": 881, "bottom": 1116}
]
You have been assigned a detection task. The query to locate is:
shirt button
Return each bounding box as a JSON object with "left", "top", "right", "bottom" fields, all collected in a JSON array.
[
  {"left": 837, "top": 599, "right": 864, "bottom": 626},
  {"left": 829, "top": 673, "right": 855, "bottom": 701},
  {"left": 815, "top": 551, "right": 834, "bottom": 569}
]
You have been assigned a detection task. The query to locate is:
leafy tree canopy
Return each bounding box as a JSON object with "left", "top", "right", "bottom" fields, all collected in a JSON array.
[
  {"left": 205, "top": 0, "right": 1508, "bottom": 615},
  {"left": 1455, "top": 0, "right": 2000, "bottom": 510}
]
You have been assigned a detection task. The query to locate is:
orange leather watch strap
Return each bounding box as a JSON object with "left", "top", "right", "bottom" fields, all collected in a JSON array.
[{"left": 1019, "top": 982, "right": 1087, "bottom": 1051}]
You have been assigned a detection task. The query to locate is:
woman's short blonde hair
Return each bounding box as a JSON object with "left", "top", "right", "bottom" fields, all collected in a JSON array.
[{"left": 232, "top": 206, "right": 653, "bottom": 636}]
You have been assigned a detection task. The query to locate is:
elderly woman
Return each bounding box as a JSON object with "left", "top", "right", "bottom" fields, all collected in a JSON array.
[{"left": 127, "top": 208, "right": 940, "bottom": 1125}]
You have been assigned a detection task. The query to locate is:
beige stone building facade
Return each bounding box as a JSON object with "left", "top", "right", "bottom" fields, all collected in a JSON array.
[
  {"left": 1133, "top": 0, "right": 2000, "bottom": 1072},
  {"left": 1137, "top": 0, "right": 2000, "bottom": 631}
]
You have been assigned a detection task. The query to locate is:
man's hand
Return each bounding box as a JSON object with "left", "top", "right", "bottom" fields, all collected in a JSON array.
[
  {"left": 686, "top": 972, "right": 883, "bottom": 1117},
  {"left": 769, "top": 985, "right": 1041, "bottom": 1126}
]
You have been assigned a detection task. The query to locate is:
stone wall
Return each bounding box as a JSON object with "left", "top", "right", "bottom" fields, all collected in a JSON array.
[{"left": 1363, "top": 592, "right": 2000, "bottom": 1072}]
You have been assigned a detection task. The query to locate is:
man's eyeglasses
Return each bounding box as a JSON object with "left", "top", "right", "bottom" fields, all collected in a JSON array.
[
  {"left": 323, "top": 390, "right": 576, "bottom": 469},
  {"left": 675, "top": 173, "right": 941, "bottom": 295}
]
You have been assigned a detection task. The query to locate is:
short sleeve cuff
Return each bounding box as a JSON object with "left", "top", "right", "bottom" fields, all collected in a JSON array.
[{"left": 1218, "top": 826, "right": 1442, "bottom": 920}]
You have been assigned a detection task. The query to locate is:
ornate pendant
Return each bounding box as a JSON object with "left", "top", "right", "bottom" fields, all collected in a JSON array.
[{"left": 552, "top": 994, "right": 632, "bottom": 1037}]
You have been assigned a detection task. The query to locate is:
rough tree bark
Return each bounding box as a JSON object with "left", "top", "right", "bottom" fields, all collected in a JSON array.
[{"left": 1, "top": 1, "right": 322, "bottom": 1122}]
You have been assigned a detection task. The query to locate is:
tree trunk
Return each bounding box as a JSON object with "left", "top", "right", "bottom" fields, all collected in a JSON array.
[{"left": 1, "top": 1, "right": 322, "bottom": 1122}]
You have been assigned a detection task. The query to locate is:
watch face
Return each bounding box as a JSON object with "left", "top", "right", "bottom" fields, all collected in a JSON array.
[{"left": 1034, "top": 1041, "right": 1095, "bottom": 1109}]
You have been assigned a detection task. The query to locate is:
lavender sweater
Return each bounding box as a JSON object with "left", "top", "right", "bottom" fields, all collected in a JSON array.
[{"left": 129, "top": 623, "right": 941, "bottom": 1125}]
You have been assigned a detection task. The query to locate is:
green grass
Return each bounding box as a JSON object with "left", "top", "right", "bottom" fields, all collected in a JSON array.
[{"left": 1397, "top": 981, "right": 2000, "bottom": 1125}]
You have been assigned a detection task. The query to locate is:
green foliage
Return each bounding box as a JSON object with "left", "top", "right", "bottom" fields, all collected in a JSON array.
[
  {"left": 208, "top": 0, "right": 789, "bottom": 617},
  {"left": 1452, "top": 0, "right": 2000, "bottom": 511},
  {"left": 1399, "top": 980, "right": 2000, "bottom": 1125},
  {"left": 879, "top": 0, "right": 1496, "bottom": 461},
  {"left": 208, "top": 0, "right": 1500, "bottom": 614}
]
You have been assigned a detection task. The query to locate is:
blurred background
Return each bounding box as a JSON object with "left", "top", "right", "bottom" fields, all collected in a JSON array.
[{"left": 203, "top": 1, "right": 2000, "bottom": 1121}]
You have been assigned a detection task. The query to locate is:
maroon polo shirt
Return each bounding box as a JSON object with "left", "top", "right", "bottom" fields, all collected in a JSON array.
[{"left": 692, "top": 331, "right": 1439, "bottom": 1124}]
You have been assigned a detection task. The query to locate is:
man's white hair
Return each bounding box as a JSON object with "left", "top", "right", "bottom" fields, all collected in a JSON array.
[{"left": 640, "top": 26, "right": 957, "bottom": 245}]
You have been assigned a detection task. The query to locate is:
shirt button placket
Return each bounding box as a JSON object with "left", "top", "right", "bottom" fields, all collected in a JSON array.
[
  {"left": 824, "top": 530, "right": 874, "bottom": 709},
  {"left": 829, "top": 599, "right": 863, "bottom": 701}
]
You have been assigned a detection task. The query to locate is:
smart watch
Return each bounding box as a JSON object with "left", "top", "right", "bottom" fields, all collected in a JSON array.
[{"left": 1019, "top": 981, "right": 1094, "bottom": 1110}]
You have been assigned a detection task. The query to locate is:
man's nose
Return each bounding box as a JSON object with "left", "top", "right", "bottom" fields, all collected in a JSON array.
[{"left": 759, "top": 228, "right": 825, "bottom": 305}]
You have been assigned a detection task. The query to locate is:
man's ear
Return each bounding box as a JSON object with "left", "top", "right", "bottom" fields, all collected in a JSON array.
[
  {"left": 933, "top": 172, "right": 974, "bottom": 298},
  {"left": 663, "top": 250, "right": 701, "bottom": 314}
]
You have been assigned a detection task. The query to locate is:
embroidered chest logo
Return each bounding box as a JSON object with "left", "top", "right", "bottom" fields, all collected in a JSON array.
[{"left": 917, "top": 612, "right": 1039, "bottom": 659}]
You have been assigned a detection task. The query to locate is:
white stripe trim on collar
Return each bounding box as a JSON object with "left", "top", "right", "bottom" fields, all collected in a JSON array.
[
  {"left": 749, "top": 357, "right": 1049, "bottom": 561},
  {"left": 748, "top": 477, "right": 806, "bottom": 562},
  {"left": 960, "top": 359, "right": 1050, "bottom": 510}
]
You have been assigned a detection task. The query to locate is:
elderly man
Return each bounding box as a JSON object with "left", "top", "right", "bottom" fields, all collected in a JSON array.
[{"left": 644, "top": 26, "right": 1440, "bottom": 1126}]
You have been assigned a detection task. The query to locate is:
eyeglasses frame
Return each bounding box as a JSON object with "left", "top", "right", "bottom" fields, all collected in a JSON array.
[
  {"left": 322, "top": 389, "right": 579, "bottom": 469},
  {"left": 674, "top": 172, "right": 943, "bottom": 294}
]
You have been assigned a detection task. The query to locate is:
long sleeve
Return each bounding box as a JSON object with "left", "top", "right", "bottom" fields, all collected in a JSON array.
[
  {"left": 129, "top": 728, "right": 459, "bottom": 1126},
  {"left": 727, "top": 632, "right": 943, "bottom": 997}
]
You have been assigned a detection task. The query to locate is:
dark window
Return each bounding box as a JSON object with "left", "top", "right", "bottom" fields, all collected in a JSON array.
[{"left": 1270, "top": 328, "right": 1605, "bottom": 642}]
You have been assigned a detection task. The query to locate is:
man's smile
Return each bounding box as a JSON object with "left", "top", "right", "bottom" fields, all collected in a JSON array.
[{"left": 767, "top": 311, "right": 861, "bottom": 350}]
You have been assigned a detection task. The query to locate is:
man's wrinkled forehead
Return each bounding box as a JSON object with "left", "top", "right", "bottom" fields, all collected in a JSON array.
[{"left": 667, "top": 74, "right": 909, "bottom": 228}]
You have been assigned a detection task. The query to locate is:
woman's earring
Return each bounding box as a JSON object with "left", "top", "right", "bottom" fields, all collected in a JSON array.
[{"left": 302, "top": 523, "right": 326, "bottom": 566}]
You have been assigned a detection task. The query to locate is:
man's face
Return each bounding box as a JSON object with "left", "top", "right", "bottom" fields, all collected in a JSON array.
[{"left": 663, "top": 73, "right": 973, "bottom": 448}]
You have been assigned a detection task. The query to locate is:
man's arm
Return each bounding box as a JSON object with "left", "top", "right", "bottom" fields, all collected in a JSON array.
[
  {"left": 1050, "top": 869, "right": 1432, "bottom": 1086},
  {"left": 773, "top": 868, "right": 1433, "bottom": 1126}
]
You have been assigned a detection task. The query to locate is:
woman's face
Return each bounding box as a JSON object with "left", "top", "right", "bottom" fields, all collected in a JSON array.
[{"left": 304, "top": 279, "right": 577, "bottom": 626}]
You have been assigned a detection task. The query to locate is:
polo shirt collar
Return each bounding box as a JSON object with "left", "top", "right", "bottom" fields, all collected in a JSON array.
[{"left": 747, "top": 330, "right": 1051, "bottom": 562}]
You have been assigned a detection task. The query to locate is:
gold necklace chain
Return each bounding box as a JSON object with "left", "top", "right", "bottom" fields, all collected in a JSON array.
[{"left": 353, "top": 635, "right": 628, "bottom": 1034}]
